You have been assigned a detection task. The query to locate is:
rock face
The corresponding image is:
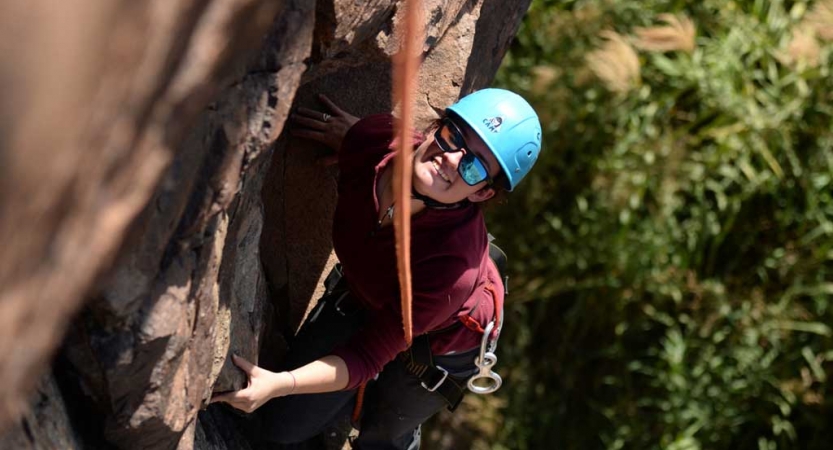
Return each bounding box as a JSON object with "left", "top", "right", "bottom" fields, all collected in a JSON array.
[
  {"left": 0, "top": 374, "right": 83, "bottom": 449},
  {"left": 0, "top": 0, "right": 531, "bottom": 448},
  {"left": 0, "top": 0, "right": 283, "bottom": 433}
]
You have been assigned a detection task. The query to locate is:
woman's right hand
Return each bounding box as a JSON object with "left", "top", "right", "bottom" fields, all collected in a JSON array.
[
  {"left": 290, "top": 94, "right": 359, "bottom": 161},
  {"left": 209, "top": 354, "right": 294, "bottom": 413}
]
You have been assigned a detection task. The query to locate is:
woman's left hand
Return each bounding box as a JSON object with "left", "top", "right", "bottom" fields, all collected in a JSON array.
[{"left": 209, "top": 354, "right": 292, "bottom": 413}]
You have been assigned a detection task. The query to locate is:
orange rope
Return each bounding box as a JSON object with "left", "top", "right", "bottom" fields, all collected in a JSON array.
[
  {"left": 352, "top": 382, "right": 367, "bottom": 424},
  {"left": 355, "top": 0, "right": 426, "bottom": 428},
  {"left": 392, "top": 0, "right": 424, "bottom": 346}
]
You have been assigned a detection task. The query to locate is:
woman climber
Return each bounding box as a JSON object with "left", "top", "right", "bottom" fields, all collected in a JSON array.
[{"left": 211, "top": 88, "right": 542, "bottom": 449}]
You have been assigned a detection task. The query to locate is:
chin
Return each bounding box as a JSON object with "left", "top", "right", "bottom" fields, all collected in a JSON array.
[
  {"left": 412, "top": 177, "right": 442, "bottom": 200},
  {"left": 412, "top": 162, "right": 434, "bottom": 188}
]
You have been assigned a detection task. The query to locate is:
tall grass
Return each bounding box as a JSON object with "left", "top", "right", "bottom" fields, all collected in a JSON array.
[{"left": 451, "top": 1, "right": 833, "bottom": 449}]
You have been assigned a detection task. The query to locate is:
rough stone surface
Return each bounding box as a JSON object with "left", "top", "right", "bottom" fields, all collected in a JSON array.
[
  {"left": 0, "top": 374, "right": 83, "bottom": 450},
  {"left": 54, "top": 1, "right": 314, "bottom": 449},
  {"left": 0, "top": 0, "right": 531, "bottom": 448},
  {"left": 0, "top": 0, "right": 283, "bottom": 433},
  {"left": 193, "top": 407, "right": 256, "bottom": 450}
]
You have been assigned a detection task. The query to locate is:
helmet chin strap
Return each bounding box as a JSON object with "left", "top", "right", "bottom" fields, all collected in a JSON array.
[{"left": 411, "top": 186, "right": 470, "bottom": 210}]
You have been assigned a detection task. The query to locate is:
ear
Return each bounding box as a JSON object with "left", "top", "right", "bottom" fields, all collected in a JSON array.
[{"left": 467, "top": 186, "right": 496, "bottom": 203}]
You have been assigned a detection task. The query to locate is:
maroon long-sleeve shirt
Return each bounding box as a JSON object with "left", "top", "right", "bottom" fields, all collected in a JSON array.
[{"left": 330, "top": 114, "right": 504, "bottom": 389}]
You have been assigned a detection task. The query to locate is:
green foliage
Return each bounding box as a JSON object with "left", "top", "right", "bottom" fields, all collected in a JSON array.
[{"left": 482, "top": 1, "right": 833, "bottom": 448}]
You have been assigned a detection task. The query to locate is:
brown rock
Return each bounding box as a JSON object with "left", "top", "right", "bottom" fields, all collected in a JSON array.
[
  {"left": 59, "top": 1, "right": 315, "bottom": 448},
  {"left": 0, "top": 0, "right": 282, "bottom": 433}
]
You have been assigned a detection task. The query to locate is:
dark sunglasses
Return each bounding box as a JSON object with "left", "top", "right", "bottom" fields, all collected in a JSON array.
[{"left": 433, "top": 118, "right": 493, "bottom": 186}]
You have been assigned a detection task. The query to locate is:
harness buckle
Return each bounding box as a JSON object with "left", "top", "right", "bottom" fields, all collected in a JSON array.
[{"left": 420, "top": 365, "right": 449, "bottom": 392}]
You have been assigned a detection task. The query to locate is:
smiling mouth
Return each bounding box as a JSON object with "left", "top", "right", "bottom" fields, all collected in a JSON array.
[{"left": 431, "top": 160, "right": 452, "bottom": 183}]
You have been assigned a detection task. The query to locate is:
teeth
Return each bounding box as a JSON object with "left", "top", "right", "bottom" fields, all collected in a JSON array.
[{"left": 431, "top": 160, "right": 451, "bottom": 182}]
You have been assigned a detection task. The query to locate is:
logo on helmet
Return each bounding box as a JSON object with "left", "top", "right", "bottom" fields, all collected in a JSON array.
[{"left": 483, "top": 116, "right": 503, "bottom": 133}]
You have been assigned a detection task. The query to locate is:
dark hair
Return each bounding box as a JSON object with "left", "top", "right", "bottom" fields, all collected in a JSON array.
[
  {"left": 483, "top": 177, "right": 509, "bottom": 206},
  {"left": 425, "top": 117, "right": 443, "bottom": 134}
]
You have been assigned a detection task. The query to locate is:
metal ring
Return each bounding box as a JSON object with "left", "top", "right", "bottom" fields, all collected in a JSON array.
[
  {"left": 322, "top": 113, "right": 331, "bottom": 122},
  {"left": 467, "top": 370, "right": 502, "bottom": 394}
]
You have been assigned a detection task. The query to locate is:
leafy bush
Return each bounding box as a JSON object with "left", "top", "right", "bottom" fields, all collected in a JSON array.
[{"left": 462, "top": 1, "right": 833, "bottom": 449}]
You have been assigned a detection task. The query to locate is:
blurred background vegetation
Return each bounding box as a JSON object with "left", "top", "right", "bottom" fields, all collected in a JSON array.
[{"left": 429, "top": 0, "right": 833, "bottom": 449}]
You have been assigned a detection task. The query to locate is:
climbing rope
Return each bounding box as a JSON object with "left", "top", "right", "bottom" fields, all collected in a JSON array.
[
  {"left": 351, "top": 1, "right": 424, "bottom": 425},
  {"left": 392, "top": 0, "right": 423, "bottom": 346}
]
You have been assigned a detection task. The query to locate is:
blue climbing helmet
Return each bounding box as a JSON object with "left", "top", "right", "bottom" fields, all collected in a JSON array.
[{"left": 446, "top": 88, "right": 542, "bottom": 191}]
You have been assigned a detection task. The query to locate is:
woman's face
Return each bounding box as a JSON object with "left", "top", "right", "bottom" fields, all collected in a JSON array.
[{"left": 412, "top": 118, "right": 501, "bottom": 205}]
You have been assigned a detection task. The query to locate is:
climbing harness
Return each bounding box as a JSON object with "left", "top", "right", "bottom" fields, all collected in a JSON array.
[
  {"left": 317, "top": 240, "right": 507, "bottom": 415},
  {"left": 399, "top": 280, "right": 503, "bottom": 410},
  {"left": 399, "top": 239, "right": 507, "bottom": 410}
]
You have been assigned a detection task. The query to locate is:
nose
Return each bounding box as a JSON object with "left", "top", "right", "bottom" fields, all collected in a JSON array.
[{"left": 442, "top": 147, "right": 465, "bottom": 167}]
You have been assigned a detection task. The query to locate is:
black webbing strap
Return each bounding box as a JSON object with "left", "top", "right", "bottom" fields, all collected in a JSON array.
[
  {"left": 487, "top": 234, "right": 509, "bottom": 296},
  {"left": 324, "top": 263, "right": 346, "bottom": 295},
  {"left": 400, "top": 335, "right": 466, "bottom": 411}
]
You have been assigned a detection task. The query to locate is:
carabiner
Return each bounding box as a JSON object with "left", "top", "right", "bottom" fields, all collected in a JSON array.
[{"left": 467, "top": 321, "right": 503, "bottom": 394}]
